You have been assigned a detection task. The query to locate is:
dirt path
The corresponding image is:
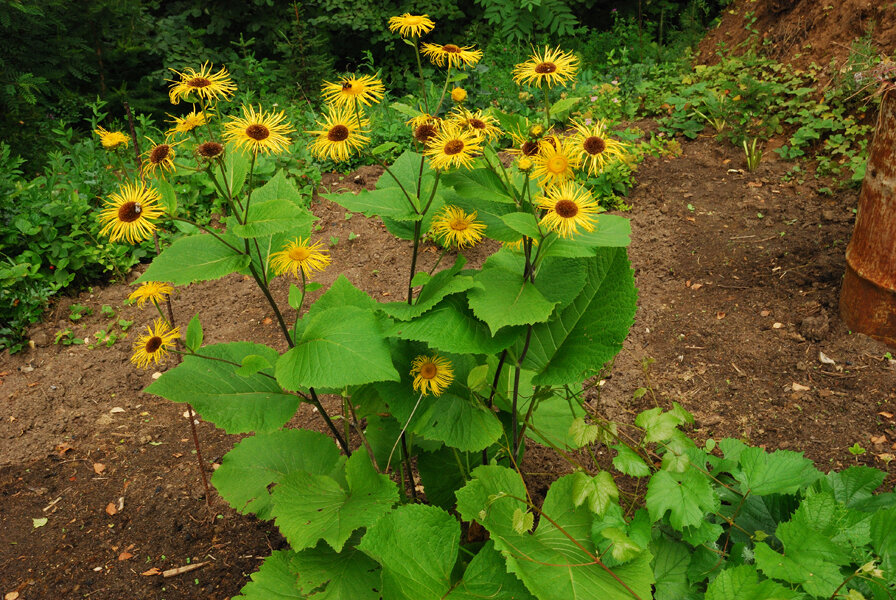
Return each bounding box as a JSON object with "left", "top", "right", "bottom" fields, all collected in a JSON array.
[{"left": 1, "top": 134, "right": 893, "bottom": 599}]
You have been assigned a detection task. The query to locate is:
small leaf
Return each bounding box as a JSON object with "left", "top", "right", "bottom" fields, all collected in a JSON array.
[
  {"left": 32, "top": 517, "right": 48, "bottom": 528},
  {"left": 600, "top": 527, "right": 642, "bottom": 563},
  {"left": 236, "top": 354, "right": 273, "bottom": 377},
  {"left": 185, "top": 315, "right": 203, "bottom": 352},
  {"left": 512, "top": 508, "right": 534, "bottom": 534},
  {"left": 410, "top": 271, "right": 431, "bottom": 287},
  {"left": 569, "top": 417, "right": 598, "bottom": 447},
  {"left": 287, "top": 283, "right": 303, "bottom": 311},
  {"left": 612, "top": 444, "right": 651, "bottom": 477}
]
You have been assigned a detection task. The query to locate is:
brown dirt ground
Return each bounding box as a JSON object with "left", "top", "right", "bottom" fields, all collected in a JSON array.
[
  {"left": 2, "top": 129, "right": 895, "bottom": 598},
  {"left": 698, "top": 0, "right": 896, "bottom": 80}
]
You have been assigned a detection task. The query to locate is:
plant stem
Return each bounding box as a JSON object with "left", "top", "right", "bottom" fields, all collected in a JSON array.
[
  {"left": 413, "top": 38, "right": 430, "bottom": 115},
  {"left": 346, "top": 399, "right": 380, "bottom": 472},
  {"left": 407, "top": 220, "right": 422, "bottom": 304},
  {"left": 484, "top": 349, "right": 509, "bottom": 465},
  {"left": 512, "top": 326, "right": 534, "bottom": 457},
  {"left": 310, "top": 387, "right": 350, "bottom": 455},
  {"left": 543, "top": 87, "right": 551, "bottom": 129},
  {"left": 433, "top": 65, "right": 453, "bottom": 116},
  {"left": 400, "top": 433, "right": 418, "bottom": 501},
  {"left": 169, "top": 216, "right": 244, "bottom": 254}
]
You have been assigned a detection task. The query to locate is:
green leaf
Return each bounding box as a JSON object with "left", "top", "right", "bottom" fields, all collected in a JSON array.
[
  {"left": 212, "top": 430, "right": 343, "bottom": 519},
  {"left": 571, "top": 470, "right": 619, "bottom": 516},
  {"left": 650, "top": 536, "right": 693, "bottom": 600},
  {"left": 379, "top": 256, "right": 474, "bottom": 321},
  {"left": 646, "top": 468, "right": 718, "bottom": 530},
  {"left": 445, "top": 541, "right": 536, "bottom": 600},
  {"left": 272, "top": 451, "right": 398, "bottom": 552},
  {"left": 388, "top": 295, "right": 521, "bottom": 355},
  {"left": 612, "top": 444, "right": 651, "bottom": 477},
  {"left": 416, "top": 446, "right": 470, "bottom": 511},
  {"left": 467, "top": 263, "right": 556, "bottom": 335},
  {"left": 324, "top": 186, "right": 419, "bottom": 221},
  {"left": 214, "top": 143, "right": 251, "bottom": 197},
  {"left": 358, "top": 504, "right": 460, "bottom": 600},
  {"left": 541, "top": 215, "right": 632, "bottom": 256},
  {"left": 291, "top": 539, "right": 382, "bottom": 600},
  {"left": 550, "top": 96, "right": 582, "bottom": 119},
  {"left": 456, "top": 465, "right": 529, "bottom": 540},
  {"left": 136, "top": 233, "right": 250, "bottom": 286},
  {"left": 569, "top": 417, "right": 598, "bottom": 447},
  {"left": 252, "top": 170, "right": 305, "bottom": 206},
  {"left": 146, "top": 342, "right": 298, "bottom": 434},
  {"left": 737, "top": 446, "right": 820, "bottom": 495},
  {"left": 522, "top": 247, "right": 637, "bottom": 385},
  {"left": 277, "top": 306, "right": 399, "bottom": 390},
  {"left": 153, "top": 177, "right": 177, "bottom": 215},
  {"left": 599, "top": 527, "right": 642, "bottom": 563},
  {"left": 185, "top": 314, "right": 202, "bottom": 352},
  {"left": 828, "top": 466, "right": 887, "bottom": 508},
  {"left": 231, "top": 199, "right": 316, "bottom": 239},
  {"left": 235, "top": 550, "right": 301, "bottom": 599},
  {"left": 236, "top": 354, "right": 273, "bottom": 377},
  {"left": 705, "top": 564, "right": 802, "bottom": 600},
  {"left": 513, "top": 508, "right": 535, "bottom": 534},
  {"left": 871, "top": 506, "right": 896, "bottom": 572},
  {"left": 501, "top": 212, "right": 542, "bottom": 238},
  {"left": 410, "top": 271, "right": 431, "bottom": 287},
  {"left": 635, "top": 406, "right": 687, "bottom": 444},
  {"left": 754, "top": 541, "right": 842, "bottom": 597},
  {"left": 443, "top": 167, "right": 515, "bottom": 204},
  {"left": 288, "top": 283, "right": 304, "bottom": 311}
]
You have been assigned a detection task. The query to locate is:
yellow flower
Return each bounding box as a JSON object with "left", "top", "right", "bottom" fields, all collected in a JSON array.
[
  {"left": 142, "top": 138, "right": 178, "bottom": 177},
  {"left": 406, "top": 113, "right": 440, "bottom": 129},
  {"left": 513, "top": 46, "right": 579, "bottom": 88},
  {"left": 411, "top": 354, "right": 454, "bottom": 396},
  {"left": 321, "top": 74, "right": 386, "bottom": 110},
  {"left": 537, "top": 182, "right": 601, "bottom": 238},
  {"left": 425, "top": 124, "right": 482, "bottom": 170},
  {"left": 131, "top": 318, "right": 180, "bottom": 369},
  {"left": 503, "top": 236, "right": 539, "bottom": 252},
  {"left": 450, "top": 108, "right": 501, "bottom": 142},
  {"left": 517, "top": 156, "right": 533, "bottom": 172},
  {"left": 166, "top": 110, "right": 208, "bottom": 137},
  {"left": 413, "top": 123, "right": 440, "bottom": 145},
  {"left": 223, "top": 105, "right": 294, "bottom": 155},
  {"left": 94, "top": 126, "right": 129, "bottom": 150},
  {"left": 430, "top": 206, "right": 486, "bottom": 249},
  {"left": 308, "top": 108, "right": 370, "bottom": 162},
  {"left": 421, "top": 42, "right": 483, "bottom": 69},
  {"left": 167, "top": 62, "right": 237, "bottom": 105},
  {"left": 532, "top": 136, "right": 578, "bottom": 187},
  {"left": 507, "top": 126, "right": 544, "bottom": 158},
  {"left": 570, "top": 119, "right": 628, "bottom": 176},
  {"left": 388, "top": 13, "right": 435, "bottom": 37},
  {"left": 98, "top": 182, "right": 165, "bottom": 244},
  {"left": 270, "top": 238, "right": 331, "bottom": 280},
  {"left": 128, "top": 281, "right": 174, "bottom": 308},
  {"left": 450, "top": 87, "right": 467, "bottom": 103}
]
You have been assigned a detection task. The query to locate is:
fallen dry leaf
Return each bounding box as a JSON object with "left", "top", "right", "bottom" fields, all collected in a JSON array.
[
  {"left": 105, "top": 502, "right": 117, "bottom": 516},
  {"left": 118, "top": 552, "right": 133, "bottom": 561},
  {"left": 109, "top": 407, "right": 125, "bottom": 414},
  {"left": 6, "top": 592, "right": 20, "bottom": 600},
  {"left": 93, "top": 463, "right": 106, "bottom": 475},
  {"left": 262, "top": 317, "right": 272, "bottom": 325},
  {"left": 880, "top": 411, "right": 894, "bottom": 419},
  {"left": 870, "top": 435, "right": 888, "bottom": 445},
  {"left": 772, "top": 322, "right": 784, "bottom": 329},
  {"left": 760, "top": 310, "right": 771, "bottom": 317},
  {"left": 716, "top": 312, "right": 726, "bottom": 320},
  {"left": 141, "top": 567, "right": 161, "bottom": 576},
  {"left": 55, "top": 443, "right": 73, "bottom": 456},
  {"left": 692, "top": 283, "right": 703, "bottom": 291},
  {"left": 747, "top": 181, "right": 763, "bottom": 188},
  {"left": 791, "top": 383, "right": 811, "bottom": 392}
]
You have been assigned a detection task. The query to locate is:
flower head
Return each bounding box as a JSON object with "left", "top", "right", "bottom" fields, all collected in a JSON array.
[
  {"left": 128, "top": 281, "right": 174, "bottom": 308},
  {"left": 450, "top": 87, "right": 467, "bottom": 103},
  {"left": 321, "top": 74, "right": 386, "bottom": 109},
  {"left": 308, "top": 107, "right": 370, "bottom": 162},
  {"left": 142, "top": 138, "right": 178, "bottom": 177},
  {"left": 195, "top": 141, "right": 225, "bottom": 161},
  {"left": 421, "top": 42, "right": 483, "bottom": 69},
  {"left": 166, "top": 110, "right": 208, "bottom": 137},
  {"left": 99, "top": 182, "right": 165, "bottom": 244},
  {"left": 424, "top": 124, "right": 482, "bottom": 170},
  {"left": 538, "top": 182, "right": 602, "bottom": 238},
  {"left": 517, "top": 156, "right": 533, "bottom": 172},
  {"left": 532, "top": 136, "right": 579, "bottom": 187},
  {"left": 507, "top": 126, "right": 544, "bottom": 158},
  {"left": 131, "top": 318, "right": 180, "bottom": 369},
  {"left": 513, "top": 46, "right": 579, "bottom": 88},
  {"left": 431, "top": 206, "right": 486, "bottom": 249},
  {"left": 270, "top": 238, "right": 331, "bottom": 280},
  {"left": 94, "top": 126, "right": 130, "bottom": 150},
  {"left": 570, "top": 119, "right": 628, "bottom": 176},
  {"left": 450, "top": 109, "right": 501, "bottom": 142},
  {"left": 411, "top": 354, "right": 454, "bottom": 396},
  {"left": 388, "top": 13, "right": 435, "bottom": 38},
  {"left": 223, "top": 105, "right": 294, "bottom": 155},
  {"left": 167, "top": 62, "right": 236, "bottom": 105}
]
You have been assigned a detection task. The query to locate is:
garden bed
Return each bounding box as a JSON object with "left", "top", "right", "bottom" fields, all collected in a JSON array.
[{"left": 1, "top": 131, "right": 894, "bottom": 599}]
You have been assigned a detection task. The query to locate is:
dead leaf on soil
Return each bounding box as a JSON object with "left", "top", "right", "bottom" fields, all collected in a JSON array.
[
  {"left": 93, "top": 463, "right": 106, "bottom": 475},
  {"left": 105, "top": 502, "right": 117, "bottom": 516},
  {"left": 818, "top": 351, "right": 836, "bottom": 365},
  {"left": 760, "top": 310, "right": 771, "bottom": 317},
  {"left": 747, "top": 181, "right": 763, "bottom": 188},
  {"left": 716, "top": 312, "right": 726, "bottom": 320},
  {"left": 262, "top": 317, "right": 272, "bottom": 325},
  {"left": 141, "top": 567, "right": 161, "bottom": 576},
  {"left": 54, "top": 443, "right": 73, "bottom": 456},
  {"left": 6, "top": 592, "right": 20, "bottom": 600},
  {"left": 772, "top": 322, "right": 784, "bottom": 329},
  {"left": 692, "top": 283, "right": 703, "bottom": 290},
  {"left": 870, "top": 435, "right": 888, "bottom": 445},
  {"left": 879, "top": 411, "right": 894, "bottom": 419},
  {"left": 791, "top": 382, "right": 811, "bottom": 392},
  {"left": 118, "top": 551, "right": 133, "bottom": 561},
  {"left": 109, "top": 407, "right": 125, "bottom": 414}
]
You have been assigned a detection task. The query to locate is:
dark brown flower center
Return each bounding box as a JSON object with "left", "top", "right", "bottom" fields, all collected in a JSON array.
[
  {"left": 414, "top": 124, "right": 437, "bottom": 143},
  {"left": 196, "top": 141, "right": 224, "bottom": 158},
  {"left": 584, "top": 136, "right": 606, "bottom": 155},
  {"left": 443, "top": 44, "right": 461, "bottom": 53},
  {"left": 187, "top": 77, "right": 211, "bottom": 89},
  {"left": 328, "top": 124, "right": 350, "bottom": 142},
  {"left": 118, "top": 201, "right": 143, "bottom": 223},
  {"left": 521, "top": 141, "right": 540, "bottom": 156},
  {"left": 149, "top": 144, "right": 170, "bottom": 164},
  {"left": 246, "top": 124, "right": 270, "bottom": 141},
  {"left": 145, "top": 336, "right": 163, "bottom": 353},
  {"left": 470, "top": 119, "right": 486, "bottom": 130},
  {"left": 444, "top": 139, "right": 464, "bottom": 155},
  {"left": 534, "top": 62, "right": 557, "bottom": 74},
  {"left": 420, "top": 363, "right": 437, "bottom": 378},
  {"left": 554, "top": 199, "right": 579, "bottom": 218},
  {"left": 342, "top": 82, "right": 353, "bottom": 90}
]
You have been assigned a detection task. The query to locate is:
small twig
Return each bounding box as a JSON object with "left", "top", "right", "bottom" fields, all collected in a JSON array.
[{"left": 162, "top": 561, "right": 209, "bottom": 578}]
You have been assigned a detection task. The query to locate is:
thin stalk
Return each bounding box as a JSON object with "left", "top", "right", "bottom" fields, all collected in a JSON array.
[
  {"left": 368, "top": 152, "right": 419, "bottom": 211},
  {"left": 407, "top": 221, "right": 423, "bottom": 304},
  {"left": 247, "top": 264, "right": 293, "bottom": 346},
  {"left": 123, "top": 101, "right": 143, "bottom": 170},
  {"left": 512, "top": 326, "right": 534, "bottom": 457},
  {"left": 346, "top": 399, "right": 380, "bottom": 472},
  {"left": 483, "top": 349, "right": 509, "bottom": 465},
  {"left": 400, "top": 433, "right": 418, "bottom": 501},
  {"left": 169, "top": 216, "right": 244, "bottom": 254},
  {"left": 543, "top": 87, "right": 551, "bottom": 128},
  {"left": 387, "top": 392, "right": 425, "bottom": 473},
  {"left": 433, "top": 65, "right": 453, "bottom": 116},
  {"left": 413, "top": 37, "right": 430, "bottom": 114},
  {"left": 310, "top": 387, "right": 350, "bottom": 455},
  {"left": 427, "top": 248, "right": 448, "bottom": 275},
  {"left": 342, "top": 396, "right": 351, "bottom": 455}
]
